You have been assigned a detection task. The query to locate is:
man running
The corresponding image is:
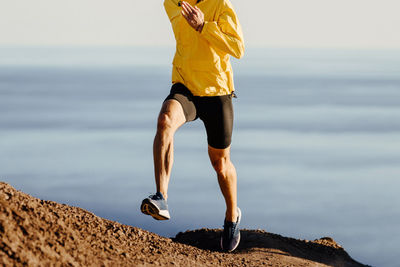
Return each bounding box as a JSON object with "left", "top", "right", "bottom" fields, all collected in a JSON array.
[{"left": 141, "top": 0, "right": 244, "bottom": 252}]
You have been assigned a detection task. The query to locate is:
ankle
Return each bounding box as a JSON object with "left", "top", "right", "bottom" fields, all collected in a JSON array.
[
  {"left": 158, "top": 191, "right": 168, "bottom": 200},
  {"left": 225, "top": 209, "right": 238, "bottom": 222}
]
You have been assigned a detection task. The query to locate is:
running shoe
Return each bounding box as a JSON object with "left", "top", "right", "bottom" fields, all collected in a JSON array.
[
  {"left": 140, "top": 192, "right": 170, "bottom": 220},
  {"left": 220, "top": 207, "right": 241, "bottom": 252}
]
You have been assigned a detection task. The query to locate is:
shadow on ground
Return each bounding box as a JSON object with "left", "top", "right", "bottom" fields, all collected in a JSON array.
[{"left": 173, "top": 229, "right": 369, "bottom": 267}]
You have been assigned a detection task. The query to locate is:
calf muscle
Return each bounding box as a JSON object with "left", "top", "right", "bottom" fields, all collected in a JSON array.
[{"left": 153, "top": 100, "right": 186, "bottom": 199}]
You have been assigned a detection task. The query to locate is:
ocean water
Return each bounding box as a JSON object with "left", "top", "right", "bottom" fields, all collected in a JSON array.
[{"left": 1, "top": 46, "right": 399, "bottom": 267}]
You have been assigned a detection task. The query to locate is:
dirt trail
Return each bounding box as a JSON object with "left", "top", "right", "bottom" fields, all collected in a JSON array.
[{"left": 0, "top": 182, "right": 368, "bottom": 266}]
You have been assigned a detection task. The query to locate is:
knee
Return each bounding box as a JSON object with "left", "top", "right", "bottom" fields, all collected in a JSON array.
[
  {"left": 157, "top": 112, "right": 174, "bottom": 134},
  {"left": 211, "top": 157, "right": 229, "bottom": 177}
]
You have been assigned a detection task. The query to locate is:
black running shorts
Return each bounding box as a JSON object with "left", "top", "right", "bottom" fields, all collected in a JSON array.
[{"left": 164, "top": 83, "right": 234, "bottom": 149}]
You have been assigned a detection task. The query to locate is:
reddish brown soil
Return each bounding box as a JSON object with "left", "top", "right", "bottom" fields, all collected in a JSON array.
[{"left": 0, "top": 182, "right": 368, "bottom": 266}]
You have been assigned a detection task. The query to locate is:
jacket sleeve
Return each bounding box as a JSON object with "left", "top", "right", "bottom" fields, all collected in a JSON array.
[
  {"left": 164, "top": 0, "right": 181, "bottom": 23},
  {"left": 200, "top": 0, "right": 245, "bottom": 59}
]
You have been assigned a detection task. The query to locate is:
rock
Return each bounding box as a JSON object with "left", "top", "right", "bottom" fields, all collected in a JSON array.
[{"left": 0, "top": 182, "right": 369, "bottom": 267}]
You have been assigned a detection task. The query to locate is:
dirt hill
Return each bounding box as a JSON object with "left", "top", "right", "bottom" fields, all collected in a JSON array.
[{"left": 0, "top": 182, "right": 368, "bottom": 266}]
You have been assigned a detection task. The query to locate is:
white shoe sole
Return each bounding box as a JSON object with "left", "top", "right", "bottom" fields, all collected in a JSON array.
[{"left": 140, "top": 198, "right": 170, "bottom": 220}]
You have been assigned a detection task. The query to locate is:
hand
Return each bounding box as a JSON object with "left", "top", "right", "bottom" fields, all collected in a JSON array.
[{"left": 181, "top": 1, "right": 205, "bottom": 32}]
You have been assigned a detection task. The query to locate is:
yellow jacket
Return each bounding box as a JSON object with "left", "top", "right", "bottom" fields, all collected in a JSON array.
[{"left": 164, "top": 0, "right": 244, "bottom": 96}]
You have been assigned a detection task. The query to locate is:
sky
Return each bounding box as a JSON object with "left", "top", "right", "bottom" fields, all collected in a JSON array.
[{"left": 1, "top": 0, "right": 400, "bottom": 49}]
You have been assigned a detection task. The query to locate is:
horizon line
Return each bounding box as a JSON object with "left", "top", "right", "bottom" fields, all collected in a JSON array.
[{"left": 1, "top": 44, "right": 400, "bottom": 52}]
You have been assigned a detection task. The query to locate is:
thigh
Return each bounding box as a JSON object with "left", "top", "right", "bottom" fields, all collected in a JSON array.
[
  {"left": 164, "top": 83, "right": 197, "bottom": 122},
  {"left": 198, "top": 95, "right": 234, "bottom": 149},
  {"left": 158, "top": 99, "right": 187, "bottom": 131}
]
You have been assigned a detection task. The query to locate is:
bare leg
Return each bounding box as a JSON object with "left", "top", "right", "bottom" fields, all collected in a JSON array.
[
  {"left": 208, "top": 145, "right": 238, "bottom": 222},
  {"left": 153, "top": 99, "right": 186, "bottom": 200}
]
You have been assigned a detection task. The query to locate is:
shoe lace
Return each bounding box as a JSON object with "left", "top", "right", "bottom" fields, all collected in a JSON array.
[{"left": 223, "top": 221, "right": 237, "bottom": 238}]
